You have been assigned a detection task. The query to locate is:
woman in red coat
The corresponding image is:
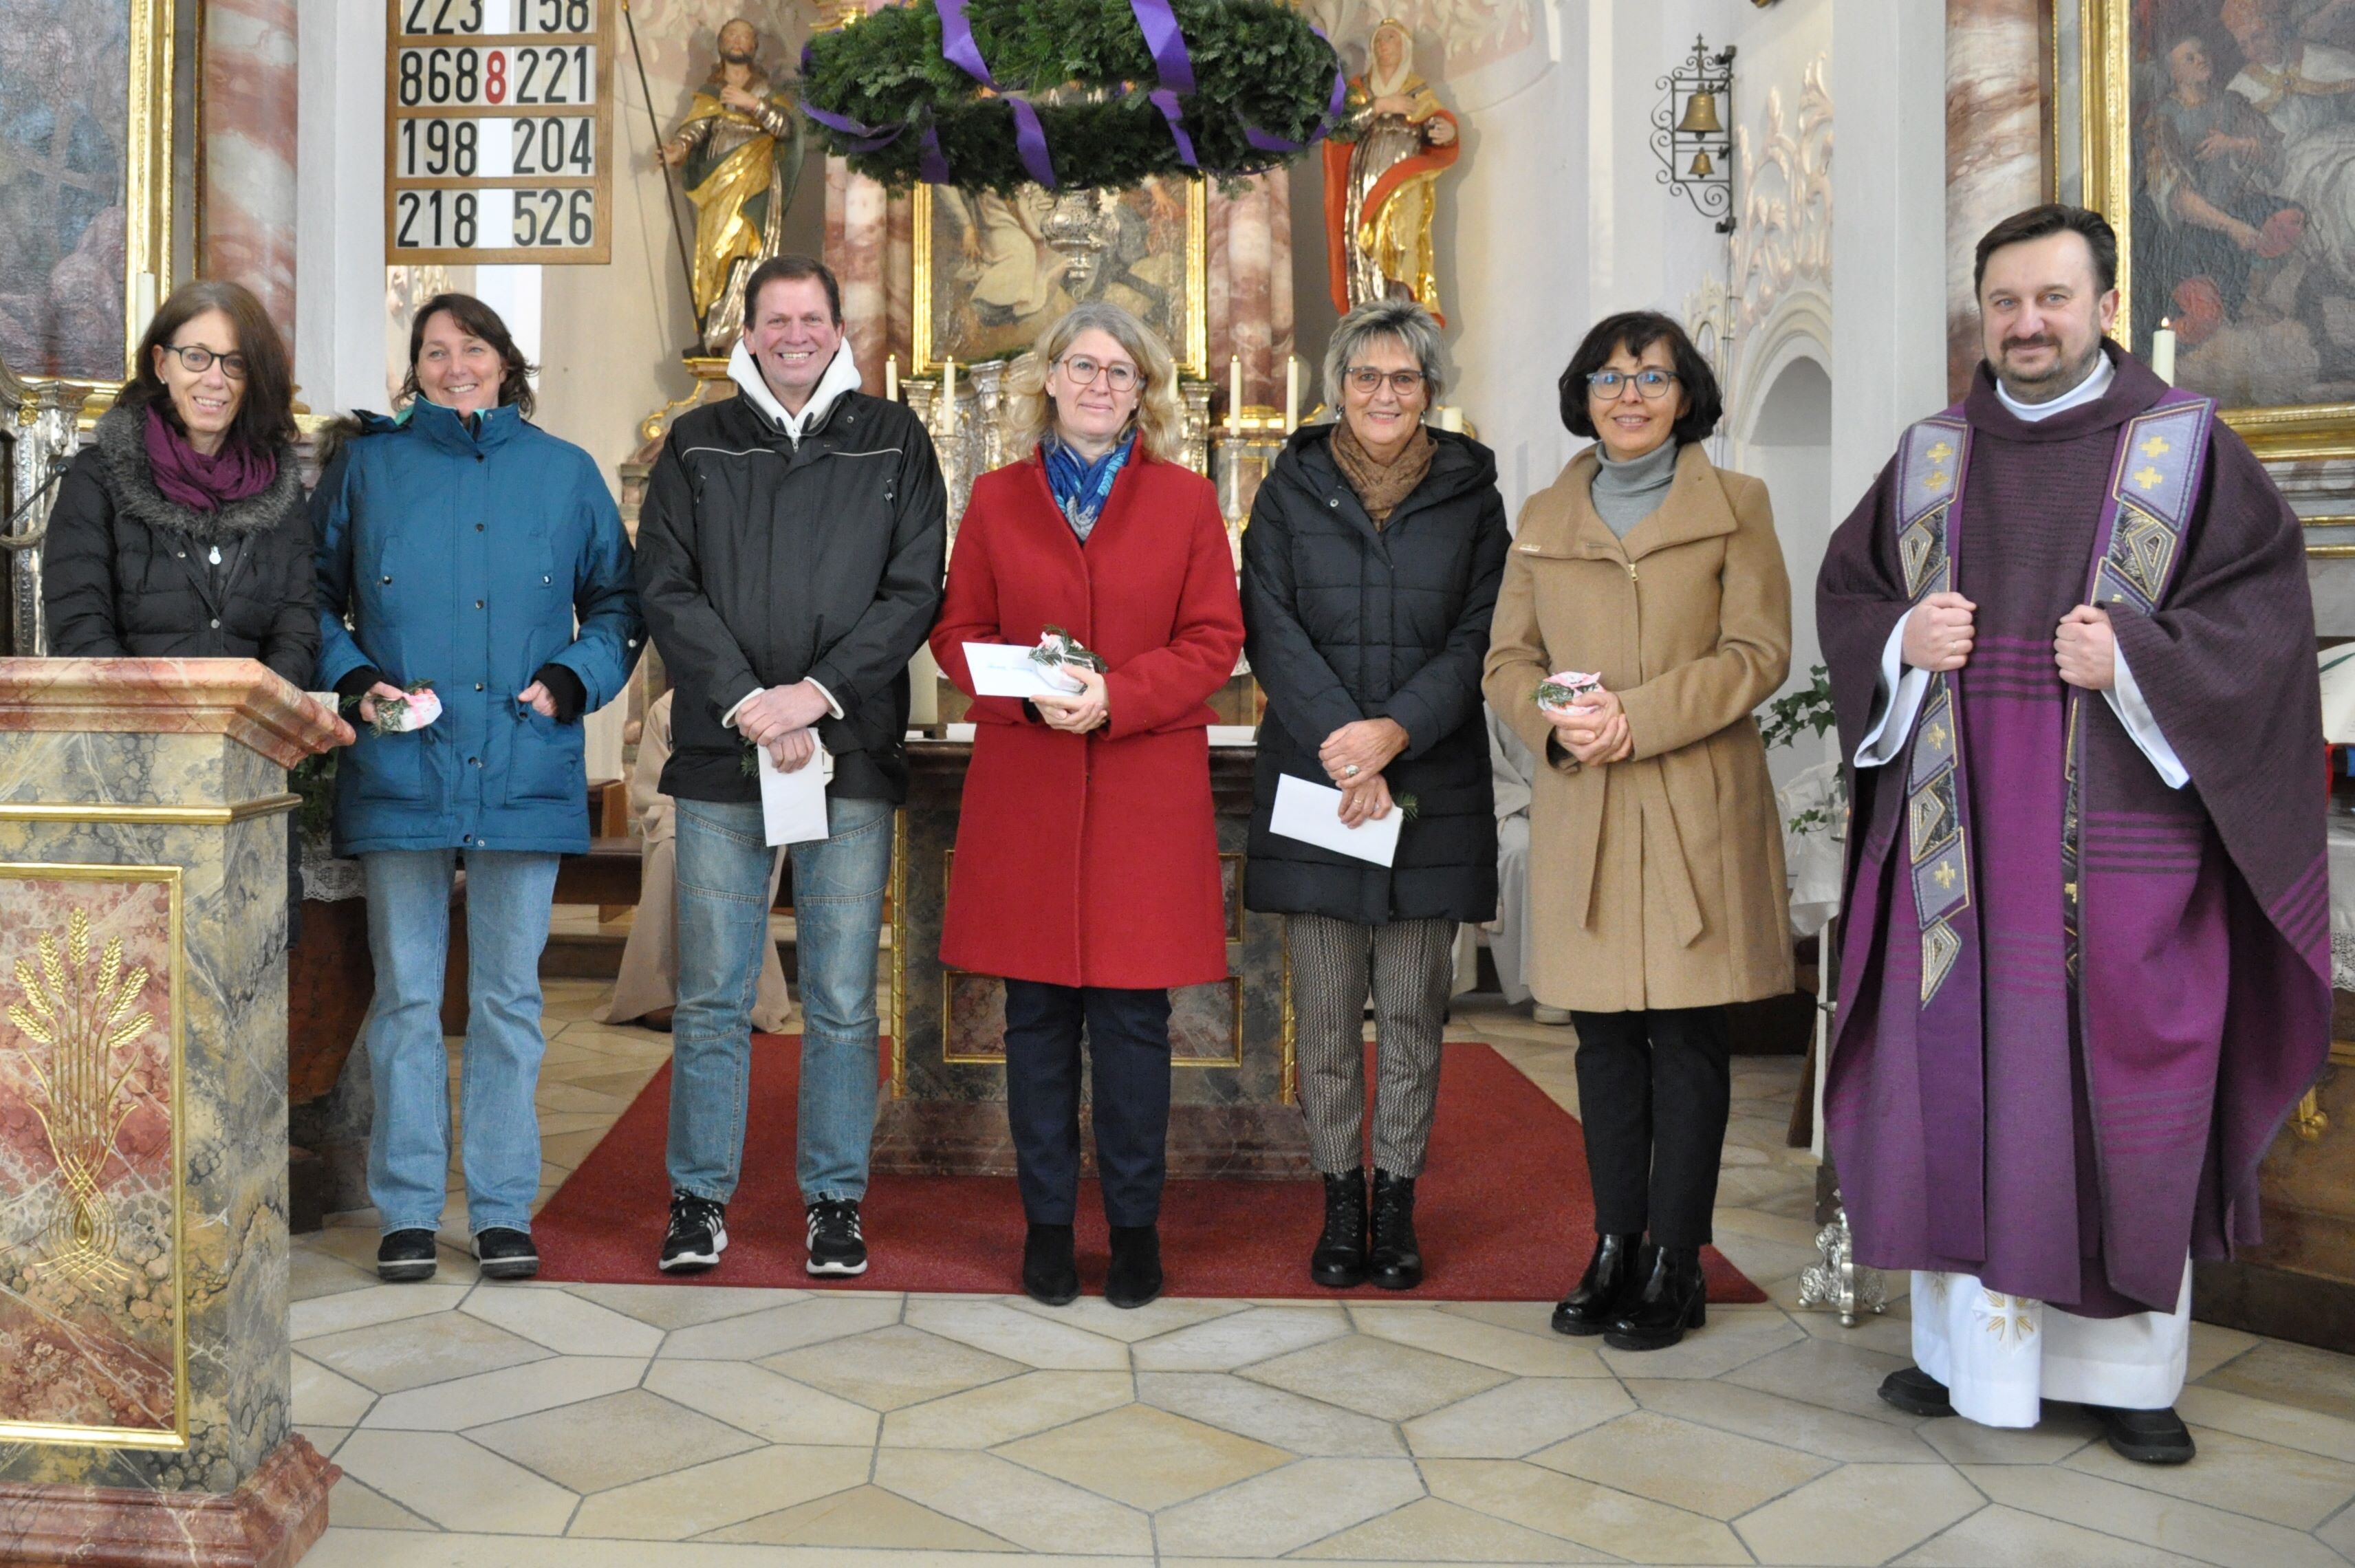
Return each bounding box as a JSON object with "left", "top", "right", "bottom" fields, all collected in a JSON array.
[{"left": 933, "top": 301, "right": 1245, "bottom": 1311}]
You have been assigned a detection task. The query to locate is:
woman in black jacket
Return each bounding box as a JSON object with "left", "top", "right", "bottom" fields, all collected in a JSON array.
[
  {"left": 1241, "top": 298, "right": 1510, "bottom": 1291},
  {"left": 43, "top": 279, "right": 315, "bottom": 685}
]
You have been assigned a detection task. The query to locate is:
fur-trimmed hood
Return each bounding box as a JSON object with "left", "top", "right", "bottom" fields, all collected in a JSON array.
[{"left": 90, "top": 402, "right": 304, "bottom": 543}]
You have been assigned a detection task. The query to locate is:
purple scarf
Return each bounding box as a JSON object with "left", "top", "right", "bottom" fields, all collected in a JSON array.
[{"left": 144, "top": 405, "right": 276, "bottom": 514}]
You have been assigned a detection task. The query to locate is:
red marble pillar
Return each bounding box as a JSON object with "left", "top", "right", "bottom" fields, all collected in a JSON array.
[
  {"left": 825, "top": 157, "right": 890, "bottom": 392},
  {"left": 199, "top": 0, "right": 300, "bottom": 333},
  {"left": 1208, "top": 172, "right": 1296, "bottom": 408},
  {"left": 1945, "top": 0, "right": 2048, "bottom": 398}
]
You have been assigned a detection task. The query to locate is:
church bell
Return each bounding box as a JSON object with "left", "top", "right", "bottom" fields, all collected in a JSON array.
[
  {"left": 1688, "top": 149, "right": 1715, "bottom": 178},
  {"left": 1675, "top": 89, "right": 1724, "bottom": 136}
]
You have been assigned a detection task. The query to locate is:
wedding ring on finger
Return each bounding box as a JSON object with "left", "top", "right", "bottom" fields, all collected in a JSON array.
[{"left": 1345, "top": 764, "right": 1361, "bottom": 776}]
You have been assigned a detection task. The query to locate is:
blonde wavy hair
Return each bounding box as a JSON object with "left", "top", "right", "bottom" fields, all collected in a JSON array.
[{"left": 1003, "top": 301, "right": 1184, "bottom": 460}]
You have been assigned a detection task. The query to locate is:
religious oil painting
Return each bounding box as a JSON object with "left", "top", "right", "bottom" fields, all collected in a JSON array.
[
  {"left": 2085, "top": 0, "right": 2355, "bottom": 453},
  {"left": 0, "top": 868, "right": 184, "bottom": 1448},
  {"left": 913, "top": 177, "right": 1207, "bottom": 378},
  {"left": 0, "top": 0, "right": 142, "bottom": 383}
]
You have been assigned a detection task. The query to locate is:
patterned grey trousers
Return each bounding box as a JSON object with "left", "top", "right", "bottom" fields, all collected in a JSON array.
[{"left": 1288, "top": 913, "right": 1457, "bottom": 1177}]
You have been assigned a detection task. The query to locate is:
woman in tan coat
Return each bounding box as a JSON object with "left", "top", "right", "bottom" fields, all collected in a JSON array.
[{"left": 1484, "top": 311, "right": 1791, "bottom": 1352}]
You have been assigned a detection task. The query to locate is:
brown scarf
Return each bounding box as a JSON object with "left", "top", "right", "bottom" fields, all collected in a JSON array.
[{"left": 1330, "top": 419, "right": 1435, "bottom": 527}]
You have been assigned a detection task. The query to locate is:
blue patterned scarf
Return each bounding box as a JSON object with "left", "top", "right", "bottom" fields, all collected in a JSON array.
[{"left": 1041, "top": 431, "right": 1134, "bottom": 541}]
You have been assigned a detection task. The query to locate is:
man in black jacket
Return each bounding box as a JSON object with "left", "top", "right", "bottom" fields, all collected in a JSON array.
[{"left": 635, "top": 254, "right": 945, "bottom": 1277}]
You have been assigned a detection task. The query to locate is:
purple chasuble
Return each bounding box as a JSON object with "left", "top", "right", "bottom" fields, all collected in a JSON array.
[{"left": 1816, "top": 344, "right": 2330, "bottom": 1316}]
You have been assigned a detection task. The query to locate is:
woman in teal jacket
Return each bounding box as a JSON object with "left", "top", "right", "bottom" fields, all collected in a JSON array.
[{"left": 314, "top": 292, "right": 642, "bottom": 1284}]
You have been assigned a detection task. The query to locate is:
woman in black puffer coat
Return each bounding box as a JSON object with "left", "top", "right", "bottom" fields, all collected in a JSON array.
[
  {"left": 43, "top": 279, "right": 315, "bottom": 686},
  {"left": 1242, "top": 299, "right": 1509, "bottom": 1294}
]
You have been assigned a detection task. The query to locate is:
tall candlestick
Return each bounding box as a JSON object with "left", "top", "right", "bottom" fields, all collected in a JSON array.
[
  {"left": 1229, "top": 353, "right": 1243, "bottom": 435},
  {"left": 1285, "top": 355, "right": 1300, "bottom": 432},
  {"left": 2150, "top": 319, "right": 2178, "bottom": 387},
  {"left": 885, "top": 353, "right": 898, "bottom": 401},
  {"left": 942, "top": 356, "right": 957, "bottom": 433}
]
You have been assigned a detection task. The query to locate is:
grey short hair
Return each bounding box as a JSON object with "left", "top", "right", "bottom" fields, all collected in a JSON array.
[{"left": 1322, "top": 299, "right": 1448, "bottom": 410}]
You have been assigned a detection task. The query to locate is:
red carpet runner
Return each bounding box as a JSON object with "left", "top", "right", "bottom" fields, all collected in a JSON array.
[{"left": 534, "top": 1037, "right": 1768, "bottom": 1303}]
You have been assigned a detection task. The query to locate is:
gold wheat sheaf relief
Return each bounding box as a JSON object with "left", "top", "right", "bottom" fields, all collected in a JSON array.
[{"left": 6, "top": 908, "right": 153, "bottom": 1285}]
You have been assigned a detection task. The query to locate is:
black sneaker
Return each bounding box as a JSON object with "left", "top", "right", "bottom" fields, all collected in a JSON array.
[
  {"left": 377, "top": 1228, "right": 437, "bottom": 1283},
  {"left": 660, "top": 1191, "right": 728, "bottom": 1273},
  {"left": 806, "top": 1198, "right": 869, "bottom": 1276},
  {"left": 474, "top": 1227, "right": 539, "bottom": 1281}
]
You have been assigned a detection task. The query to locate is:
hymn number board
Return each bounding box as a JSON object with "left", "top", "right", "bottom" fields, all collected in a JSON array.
[{"left": 384, "top": 0, "right": 615, "bottom": 265}]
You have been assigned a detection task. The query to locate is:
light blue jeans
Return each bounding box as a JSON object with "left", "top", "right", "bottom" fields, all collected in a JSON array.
[
  {"left": 669, "top": 794, "right": 893, "bottom": 1206},
  {"left": 360, "top": 849, "right": 559, "bottom": 1236}
]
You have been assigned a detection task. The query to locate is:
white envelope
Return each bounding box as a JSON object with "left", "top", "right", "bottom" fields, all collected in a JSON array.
[
  {"left": 962, "top": 641, "right": 1076, "bottom": 699},
  {"left": 1270, "top": 772, "right": 1403, "bottom": 868},
  {"left": 757, "top": 743, "right": 834, "bottom": 847}
]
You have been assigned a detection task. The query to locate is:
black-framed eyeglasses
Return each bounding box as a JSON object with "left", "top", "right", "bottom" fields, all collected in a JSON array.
[
  {"left": 1345, "top": 366, "right": 1427, "bottom": 395},
  {"left": 1587, "top": 368, "right": 1679, "bottom": 400},
  {"left": 1056, "top": 354, "right": 1140, "bottom": 393},
  {"left": 162, "top": 343, "right": 248, "bottom": 380}
]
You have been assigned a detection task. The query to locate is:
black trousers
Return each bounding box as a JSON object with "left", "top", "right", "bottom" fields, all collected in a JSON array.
[
  {"left": 1570, "top": 1005, "right": 1730, "bottom": 1248},
  {"left": 1002, "top": 979, "right": 1173, "bottom": 1228}
]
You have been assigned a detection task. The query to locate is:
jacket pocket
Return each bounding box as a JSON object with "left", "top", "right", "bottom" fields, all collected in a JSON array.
[
  {"left": 349, "top": 727, "right": 429, "bottom": 803},
  {"left": 503, "top": 707, "right": 585, "bottom": 806}
]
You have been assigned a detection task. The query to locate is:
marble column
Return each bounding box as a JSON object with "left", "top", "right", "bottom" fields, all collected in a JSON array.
[
  {"left": 1210, "top": 173, "right": 1296, "bottom": 410},
  {"left": 1945, "top": 0, "right": 2048, "bottom": 399},
  {"left": 200, "top": 0, "right": 300, "bottom": 334},
  {"left": 886, "top": 191, "right": 915, "bottom": 378},
  {"left": 825, "top": 157, "right": 891, "bottom": 394},
  {"left": 0, "top": 658, "right": 348, "bottom": 1567}
]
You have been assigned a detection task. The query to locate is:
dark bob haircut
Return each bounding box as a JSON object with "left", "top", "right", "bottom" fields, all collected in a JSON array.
[
  {"left": 744, "top": 253, "right": 843, "bottom": 327},
  {"left": 1973, "top": 203, "right": 2118, "bottom": 297},
  {"left": 400, "top": 292, "right": 537, "bottom": 417},
  {"left": 1556, "top": 310, "right": 1722, "bottom": 446},
  {"left": 121, "top": 279, "right": 299, "bottom": 453}
]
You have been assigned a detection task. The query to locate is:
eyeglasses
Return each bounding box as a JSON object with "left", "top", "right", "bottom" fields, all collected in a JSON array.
[
  {"left": 1587, "top": 368, "right": 1679, "bottom": 400},
  {"left": 1056, "top": 354, "right": 1140, "bottom": 393},
  {"left": 162, "top": 343, "right": 248, "bottom": 380},
  {"left": 1345, "top": 367, "right": 1428, "bottom": 396}
]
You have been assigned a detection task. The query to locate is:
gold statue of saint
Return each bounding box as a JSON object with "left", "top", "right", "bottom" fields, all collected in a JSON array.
[
  {"left": 1322, "top": 18, "right": 1461, "bottom": 324},
  {"left": 658, "top": 18, "right": 807, "bottom": 354}
]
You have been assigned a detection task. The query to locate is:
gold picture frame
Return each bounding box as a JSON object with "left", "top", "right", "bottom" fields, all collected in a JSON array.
[
  {"left": 2076, "top": 0, "right": 2355, "bottom": 461},
  {"left": 911, "top": 180, "right": 1209, "bottom": 379},
  {"left": 0, "top": 0, "right": 176, "bottom": 400}
]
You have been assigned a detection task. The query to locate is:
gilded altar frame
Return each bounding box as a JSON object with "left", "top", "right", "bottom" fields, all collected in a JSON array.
[
  {"left": 1, "top": 0, "right": 177, "bottom": 403},
  {"left": 910, "top": 182, "right": 1209, "bottom": 380},
  {"left": 2075, "top": 0, "right": 2355, "bottom": 470}
]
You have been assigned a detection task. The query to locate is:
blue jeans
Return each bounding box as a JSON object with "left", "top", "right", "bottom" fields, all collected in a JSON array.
[
  {"left": 669, "top": 794, "right": 893, "bottom": 1205},
  {"left": 360, "top": 849, "right": 558, "bottom": 1236}
]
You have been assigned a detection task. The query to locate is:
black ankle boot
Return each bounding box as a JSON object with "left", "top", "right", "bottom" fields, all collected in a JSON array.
[
  {"left": 1368, "top": 1169, "right": 1422, "bottom": 1289},
  {"left": 1022, "top": 1223, "right": 1078, "bottom": 1307},
  {"left": 1105, "top": 1223, "right": 1163, "bottom": 1309},
  {"left": 1552, "top": 1232, "right": 1646, "bottom": 1336},
  {"left": 1311, "top": 1168, "right": 1369, "bottom": 1288},
  {"left": 1605, "top": 1245, "right": 1706, "bottom": 1351}
]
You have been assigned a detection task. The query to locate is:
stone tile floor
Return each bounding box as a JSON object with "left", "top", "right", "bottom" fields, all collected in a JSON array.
[{"left": 294, "top": 979, "right": 2355, "bottom": 1565}]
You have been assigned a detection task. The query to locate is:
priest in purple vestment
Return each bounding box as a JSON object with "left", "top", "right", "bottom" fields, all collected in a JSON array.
[{"left": 1816, "top": 205, "right": 2329, "bottom": 1466}]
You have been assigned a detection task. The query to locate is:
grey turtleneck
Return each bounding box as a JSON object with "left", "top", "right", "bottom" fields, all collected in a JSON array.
[{"left": 1589, "top": 438, "right": 1680, "bottom": 537}]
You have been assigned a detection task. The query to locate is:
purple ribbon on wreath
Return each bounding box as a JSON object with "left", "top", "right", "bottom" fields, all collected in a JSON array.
[{"left": 935, "top": 0, "right": 1059, "bottom": 187}]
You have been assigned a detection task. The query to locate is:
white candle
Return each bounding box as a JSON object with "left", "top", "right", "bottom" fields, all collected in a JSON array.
[
  {"left": 885, "top": 353, "right": 898, "bottom": 401},
  {"left": 1285, "top": 355, "right": 1300, "bottom": 432},
  {"left": 1439, "top": 406, "right": 1465, "bottom": 433},
  {"left": 942, "top": 356, "right": 957, "bottom": 433},
  {"left": 133, "top": 272, "right": 158, "bottom": 345},
  {"left": 1229, "top": 353, "right": 1243, "bottom": 435},
  {"left": 2151, "top": 320, "right": 2178, "bottom": 387}
]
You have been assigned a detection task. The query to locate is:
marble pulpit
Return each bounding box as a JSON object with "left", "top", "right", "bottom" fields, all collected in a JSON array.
[{"left": 0, "top": 658, "right": 349, "bottom": 1567}]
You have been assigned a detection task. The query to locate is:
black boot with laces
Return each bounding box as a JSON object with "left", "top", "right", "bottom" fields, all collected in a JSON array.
[
  {"left": 1311, "top": 1168, "right": 1369, "bottom": 1289},
  {"left": 1369, "top": 1169, "right": 1422, "bottom": 1289}
]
